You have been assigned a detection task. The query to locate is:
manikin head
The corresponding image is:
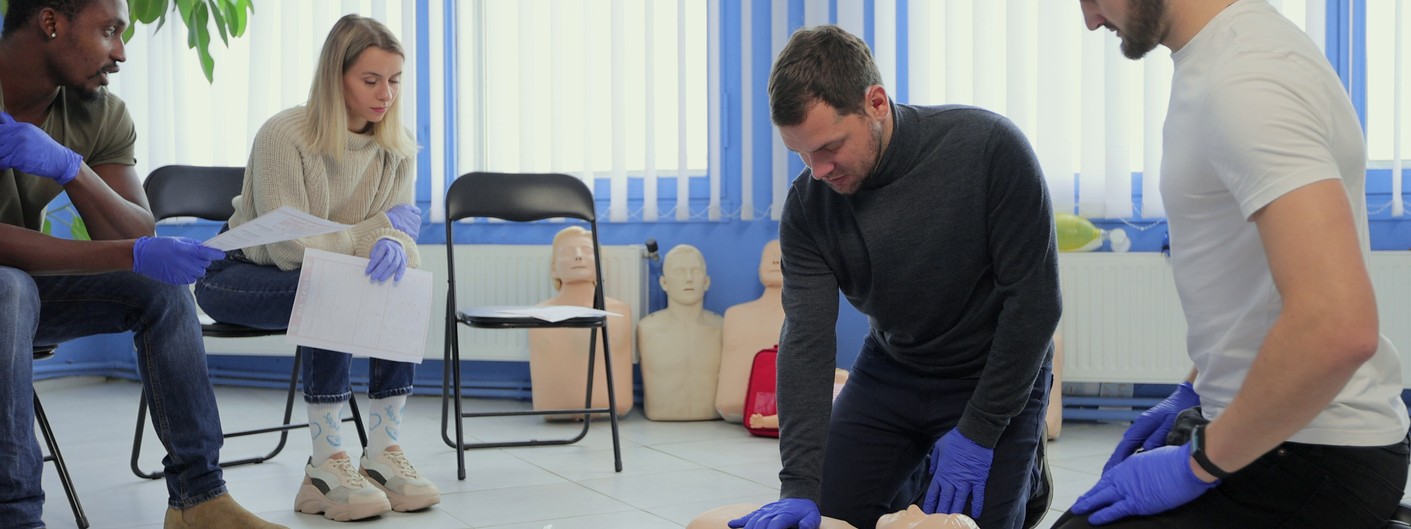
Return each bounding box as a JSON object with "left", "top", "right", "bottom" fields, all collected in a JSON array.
[
  {"left": 660, "top": 244, "right": 709, "bottom": 307},
  {"left": 1, "top": 0, "right": 129, "bottom": 101},
  {"left": 550, "top": 226, "right": 596, "bottom": 291},
  {"left": 758, "top": 239, "right": 782, "bottom": 288},
  {"left": 1079, "top": 0, "right": 1170, "bottom": 60},
  {"left": 876, "top": 505, "right": 979, "bottom": 529},
  {"left": 770, "top": 25, "right": 892, "bottom": 196}
]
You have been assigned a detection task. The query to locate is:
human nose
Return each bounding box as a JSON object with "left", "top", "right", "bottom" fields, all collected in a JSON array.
[
  {"left": 112, "top": 37, "right": 127, "bottom": 63},
  {"left": 1080, "top": 0, "right": 1106, "bottom": 31},
  {"left": 806, "top": 153, "right": 835, "bottom": 180}
]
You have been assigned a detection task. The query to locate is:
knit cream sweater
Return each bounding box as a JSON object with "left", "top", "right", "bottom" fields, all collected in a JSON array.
[{"left": 229, "top": 106, "right": 419, "bottom": 271}]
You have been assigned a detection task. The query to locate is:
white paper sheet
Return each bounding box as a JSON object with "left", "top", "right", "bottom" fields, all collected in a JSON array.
[
  {"left": 286, "top": 249, "right": 433, "bottom": 364},
  {"left": 460, "top": 305, "right": 620, "bottom": 323},
  {"left": 204, "top": 206, "right": 351, "bottom": 251}
]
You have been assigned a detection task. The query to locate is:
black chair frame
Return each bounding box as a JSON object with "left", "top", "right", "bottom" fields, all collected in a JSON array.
[
  {"left": 439, "top": 172, "right": 623, "bottom": 480},
  {"left": 33, "top": 345, "right": 89, "bottom": 529},
  {"left": 130, "top": 165, "right": 367, "bottom": 479}
]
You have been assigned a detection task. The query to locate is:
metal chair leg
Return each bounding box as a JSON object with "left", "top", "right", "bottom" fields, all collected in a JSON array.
[{"left": 35, "top": 392, "right": 89, "bottom": 529}]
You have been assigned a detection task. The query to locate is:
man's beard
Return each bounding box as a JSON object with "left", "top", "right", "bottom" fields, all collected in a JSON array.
[{"left": 1120, "top": 0, "right": 1167, "bottom": 60}]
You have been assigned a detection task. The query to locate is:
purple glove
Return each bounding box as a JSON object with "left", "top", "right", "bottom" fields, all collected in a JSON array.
[
  {"left": 1073, "top": 443, "right": 1218, "bottom": 525},
  {"left": 131, "top": 237, "right": 225, "bottom": 285},
  {"left": 385, "top": 204, "right": 421, "bottom": 239},
  {"left": 727, "top": 498, "right": 820, "bottom": 529},
  {"left": 365, "top": 238, "right": 407, "bottom": 283},
  {"left": 1104, "top": 381, "right": 1200, "bottom": 473},
  {"left": 0, "top": 112, "right": 82, "bottom": 185},
  {"left": 923, "top": 429, "right": 994, "bottom": 518}
]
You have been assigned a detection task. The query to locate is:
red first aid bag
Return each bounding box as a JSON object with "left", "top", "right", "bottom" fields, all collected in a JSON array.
[{"left": 742, "top": 346, "right": 779, "bottom": 438}]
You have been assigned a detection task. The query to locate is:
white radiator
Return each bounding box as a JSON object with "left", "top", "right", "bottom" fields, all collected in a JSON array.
[
  {"left": 1058, "top": 251, "right": 1411, "bottom": 385},
  {"left": 201, "top": 244, "right": 647, "bottom": 362}
]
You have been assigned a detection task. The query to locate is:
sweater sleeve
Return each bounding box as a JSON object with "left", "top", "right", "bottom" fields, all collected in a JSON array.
[
  {"left": 955, "top": 117, "right": 1063, "bottom": 447},
  {"left": 360, "top": 155, "right": 420, "bottom": 269},
  {"left": 775, "top": 182, "right": 841, "bottom": 503},
  {"left": 243, "top": 117, "right": 416, "bottom": 271}
]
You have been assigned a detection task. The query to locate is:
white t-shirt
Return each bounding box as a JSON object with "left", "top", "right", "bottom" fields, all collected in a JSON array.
[{"left": 1161, "top": 0, "right": 1409, "bottom": 446}]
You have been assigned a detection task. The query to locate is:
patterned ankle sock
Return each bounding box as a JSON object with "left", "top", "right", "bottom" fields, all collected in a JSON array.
[
  {"left": 306, "top": 401, "right": 346, "bottom": 466},
  {"left": 366, "top": 395, "right": 408, "bottom": 457}
]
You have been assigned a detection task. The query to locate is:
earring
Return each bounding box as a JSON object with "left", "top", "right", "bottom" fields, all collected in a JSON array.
[{"left": 50, "top": 32, "right": 56, "bottom": 38}]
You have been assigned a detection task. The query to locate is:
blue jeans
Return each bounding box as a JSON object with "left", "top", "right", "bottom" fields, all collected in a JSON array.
[
  {"left": 0, "top": 266, "right": 227, "bottom": 527},
  {"left": 194, "top": 257, "right": 415, "bottom": 403},
  {"left": 819, "top": 336, "right": 1050, "bottom": 529}
]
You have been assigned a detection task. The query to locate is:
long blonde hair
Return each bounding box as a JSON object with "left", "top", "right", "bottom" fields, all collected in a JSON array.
[{"left": 304, "top": 14, "right": 417, "bottom": 160}]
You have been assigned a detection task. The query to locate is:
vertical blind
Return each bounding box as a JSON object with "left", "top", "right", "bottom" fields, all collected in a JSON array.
[
  {"left": 451, "top": 0, "right": 709, "bottom": 223},
  {"left": 109, "top": 0, "right": 417, "bottom": 187},
  {"left": 735, "top": 0, "right": 1325, "bottom": 221}
]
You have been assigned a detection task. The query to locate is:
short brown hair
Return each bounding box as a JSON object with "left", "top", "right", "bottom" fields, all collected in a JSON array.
[{"left": 768, "top": 25, "right": 882, "bottom": 126}]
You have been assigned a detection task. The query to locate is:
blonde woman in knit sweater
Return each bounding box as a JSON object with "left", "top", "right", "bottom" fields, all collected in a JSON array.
[{"left": 194, "top": 15, "right": 438, "bottom": 522}]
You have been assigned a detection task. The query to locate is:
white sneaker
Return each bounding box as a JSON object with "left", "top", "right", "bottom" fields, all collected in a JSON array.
[
  {"left": 359, "top": 449, "right": 442, "bottom": 512},
  {"left": 295, "top": 455, "right": 392, "bottom": 521}
]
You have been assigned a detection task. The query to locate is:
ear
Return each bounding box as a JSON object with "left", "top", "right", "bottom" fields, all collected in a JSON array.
[
  {"left": 659, "top": 274, "right": 668, "bottom": 291},
  {"left": 702, "top": 275, "right": 711, "bottom": 292},
  {"left": 864, "top": 85, "right": 890, "bottom": 119}
]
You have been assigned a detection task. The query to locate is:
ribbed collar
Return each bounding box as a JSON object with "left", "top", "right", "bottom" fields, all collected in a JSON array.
[{"left": 860, "top": 101, "right": 912, "bottom": 191}]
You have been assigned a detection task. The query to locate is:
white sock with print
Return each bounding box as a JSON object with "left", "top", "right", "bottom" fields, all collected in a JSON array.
[
  {"left": 366, "top": 395, "right": 408, "bottom": 457},
  {"left": 306, "top": 401, "right": 345, "bottom": 466}
]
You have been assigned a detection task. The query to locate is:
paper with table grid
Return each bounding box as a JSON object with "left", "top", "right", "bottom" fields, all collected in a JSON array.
[{"left": 286, "top": 248, "right": 433, "bottom": 363}]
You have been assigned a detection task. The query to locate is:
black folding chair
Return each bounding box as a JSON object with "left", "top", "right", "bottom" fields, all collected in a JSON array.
[
  {"left": 33, "top": 345, "right": 88, "bottom": 528},
  {"left": 440, "top": 172, "right": 623, "bottom": 480},
  {"left": 130, "top": 165, "right": 366, "bottom": 479}
]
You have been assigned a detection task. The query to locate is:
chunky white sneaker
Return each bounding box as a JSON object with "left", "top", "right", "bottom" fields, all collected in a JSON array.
[
  {"left": 359, "top": 449, "right": 442, "bottom": 511},
  {"left": 294, "top": 456, "right": 392, "bottom": 521}
]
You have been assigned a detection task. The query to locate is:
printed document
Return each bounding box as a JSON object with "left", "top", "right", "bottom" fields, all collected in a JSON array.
[
  {"left": 204, "top": 207, "right": 351, "bottom": 251},
  {"left": 286, "top": 249, "right": 433, "bottom": 364}
]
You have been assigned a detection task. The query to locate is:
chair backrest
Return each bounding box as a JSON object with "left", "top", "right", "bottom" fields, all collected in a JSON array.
[
  {"left": 143, "top": 165, "right": 245, "bottom": 222},
  {"left": 445, "top": 172, "right": 596, "bottom": 223}
]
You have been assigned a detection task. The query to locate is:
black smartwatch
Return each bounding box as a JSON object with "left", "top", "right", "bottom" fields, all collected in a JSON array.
[{"left": 1189, "top": 423, "right": 1232, "bottom": 479}]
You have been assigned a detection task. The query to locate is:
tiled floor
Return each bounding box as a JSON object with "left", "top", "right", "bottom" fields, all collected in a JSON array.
[{"left": 27, "top": 378, "right": 1411, "bottom": 528}]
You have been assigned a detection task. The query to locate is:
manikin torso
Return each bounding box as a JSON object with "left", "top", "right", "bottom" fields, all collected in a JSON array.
[
  {"left": 716, "top": 240, "right": 784, "bottom": 422},
  {"left": 637, "top": 244, "right": 724, "bottom": 421},
  {"left": 688, "top": 504, "right": 978, "bottom": 529},
  {"left": 527, "top": 228, "right": 634, "bottom": 417}
]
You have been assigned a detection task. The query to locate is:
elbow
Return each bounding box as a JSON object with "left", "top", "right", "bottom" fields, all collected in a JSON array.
[{"left": 1314, "top": 310, "right": 1380, "bottom": 369}]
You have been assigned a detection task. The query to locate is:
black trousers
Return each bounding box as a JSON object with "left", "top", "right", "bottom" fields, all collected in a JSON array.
[
  {"left": 819, "top": 336, "right": 1050, "bottom": 529},
  {"left": 1052, "top": 427, "right": 1410, "bottom": 529}
]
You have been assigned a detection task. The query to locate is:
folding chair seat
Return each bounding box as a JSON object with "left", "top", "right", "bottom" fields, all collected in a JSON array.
[
  {"left": 440, "top": 172, "right": 623, "bottom": 480},
  {"left": 130, "top": 165, "right": 366, "bottom": 479},
  {"left": 33, "top": 345, "right": 89, "bottom": 528}
]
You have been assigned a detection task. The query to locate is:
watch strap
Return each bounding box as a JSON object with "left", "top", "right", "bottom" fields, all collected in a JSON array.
[{"left": 1190, "top": 423, "right": 1232, "bottom": 479}]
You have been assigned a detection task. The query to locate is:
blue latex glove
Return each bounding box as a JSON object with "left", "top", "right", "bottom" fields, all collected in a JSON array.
[
  {"left": 1103, "top": 381, "right": 1200, "bottom": 473},
  {"left": 1073, "top": 443, "right": 1218, "bottom": 525},
  {"left": 365, "top": 238, "right": 407, "bottom": 283},
  {"left": 131, "top": 236, "right": 225, "bottom": 285},
  {"left": 923, "top": 429, "right": 994, "bottom": 518},
  {"left": 727, "top": 498, "right": 820, "bottom": 529},
  {"left": 0, "top": 112, "right": 82, "bottom": 185},
  {"left": 385, "top": 204, "right": 421, "bottom": 239}
]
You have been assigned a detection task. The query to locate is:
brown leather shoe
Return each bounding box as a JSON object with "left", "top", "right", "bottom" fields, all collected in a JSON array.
[{"left": 164, "top": 494, "right": 288, "bottom": 529}]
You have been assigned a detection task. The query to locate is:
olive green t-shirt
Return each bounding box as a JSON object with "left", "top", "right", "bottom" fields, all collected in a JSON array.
[{"left": 0, "top": 83, "right": 138, "bottom": 230}]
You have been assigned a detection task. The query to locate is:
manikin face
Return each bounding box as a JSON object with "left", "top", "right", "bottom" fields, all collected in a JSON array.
[
  {"left": 777, "top": 88, "right": 889, "bottom": 196},
  {"left": 1079, "top": 0, "right": 1169, "bottom": 60},
  {"left": 876, "top": 505, "right": 979, "bottom": 529},
  {"left": 49, "top": 0, "right": 128, "bottom": 100},
  {"left": 343, "top": 47, "right": 403, "bottom": 132},
  {"left": 661, "top": 248, "right": 709, "bottom": 306},
  {"left": 758, "top": 240, "right": 782, "bottom": 288},
  {"left": 552, "top": 234, "right": 596, "bottom": 289}
]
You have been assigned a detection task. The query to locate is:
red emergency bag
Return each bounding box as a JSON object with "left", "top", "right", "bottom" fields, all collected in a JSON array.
[{"left": 742, "top": 346, "right": 779, "bottom": 438}]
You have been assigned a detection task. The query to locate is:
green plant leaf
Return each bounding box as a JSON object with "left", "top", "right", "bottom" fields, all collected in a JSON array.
[
  {"left": 188, "top": 2, "right": 215, "bottom": 82},
  {"left": 70, "top": 216, "right": 90, "bottom": 241},
  {"left": 206, "top": 0, "right": 229, "bottom": 47},
  {"left": 41, "top": 217, "right": 52, "bottom": 236},
  {"left": 132, "top": 0, "right": 167, "bottom": 24}
]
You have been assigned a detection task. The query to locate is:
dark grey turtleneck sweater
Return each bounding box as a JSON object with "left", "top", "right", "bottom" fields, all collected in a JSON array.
[{"left": 775, "top": 103, "right": 1061, "bottom": 502}]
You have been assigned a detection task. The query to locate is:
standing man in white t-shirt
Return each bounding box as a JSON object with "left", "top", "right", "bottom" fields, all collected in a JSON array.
[{"left": 1054, "top": 1, "right": 1411, "bottom": 528}]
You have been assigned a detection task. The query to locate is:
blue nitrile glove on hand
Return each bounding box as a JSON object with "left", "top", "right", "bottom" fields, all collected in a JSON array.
[
  {"left": 1104, "top": 381, "right": 1199, "bottom": 473},
  {"left": 1073, "top": 443, "right": 1218, "bottom": 525},
  {"left": 385, "top": 204, "right": 421, "bottom": 239},
  {"left": 0, "top": 112, "right": 82, "bottom": 185},
  {"left": 727, "top": 498, "right": 820, "bottom": 529},
  {"left": 131, "top": 236, "right": 225, "bottom": 285},
  {"left": 923, "top": 429, "right": 994, "bottom": 518},
  {"left": 366, "top": 238, "right": 407, "bottom": 283}
]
